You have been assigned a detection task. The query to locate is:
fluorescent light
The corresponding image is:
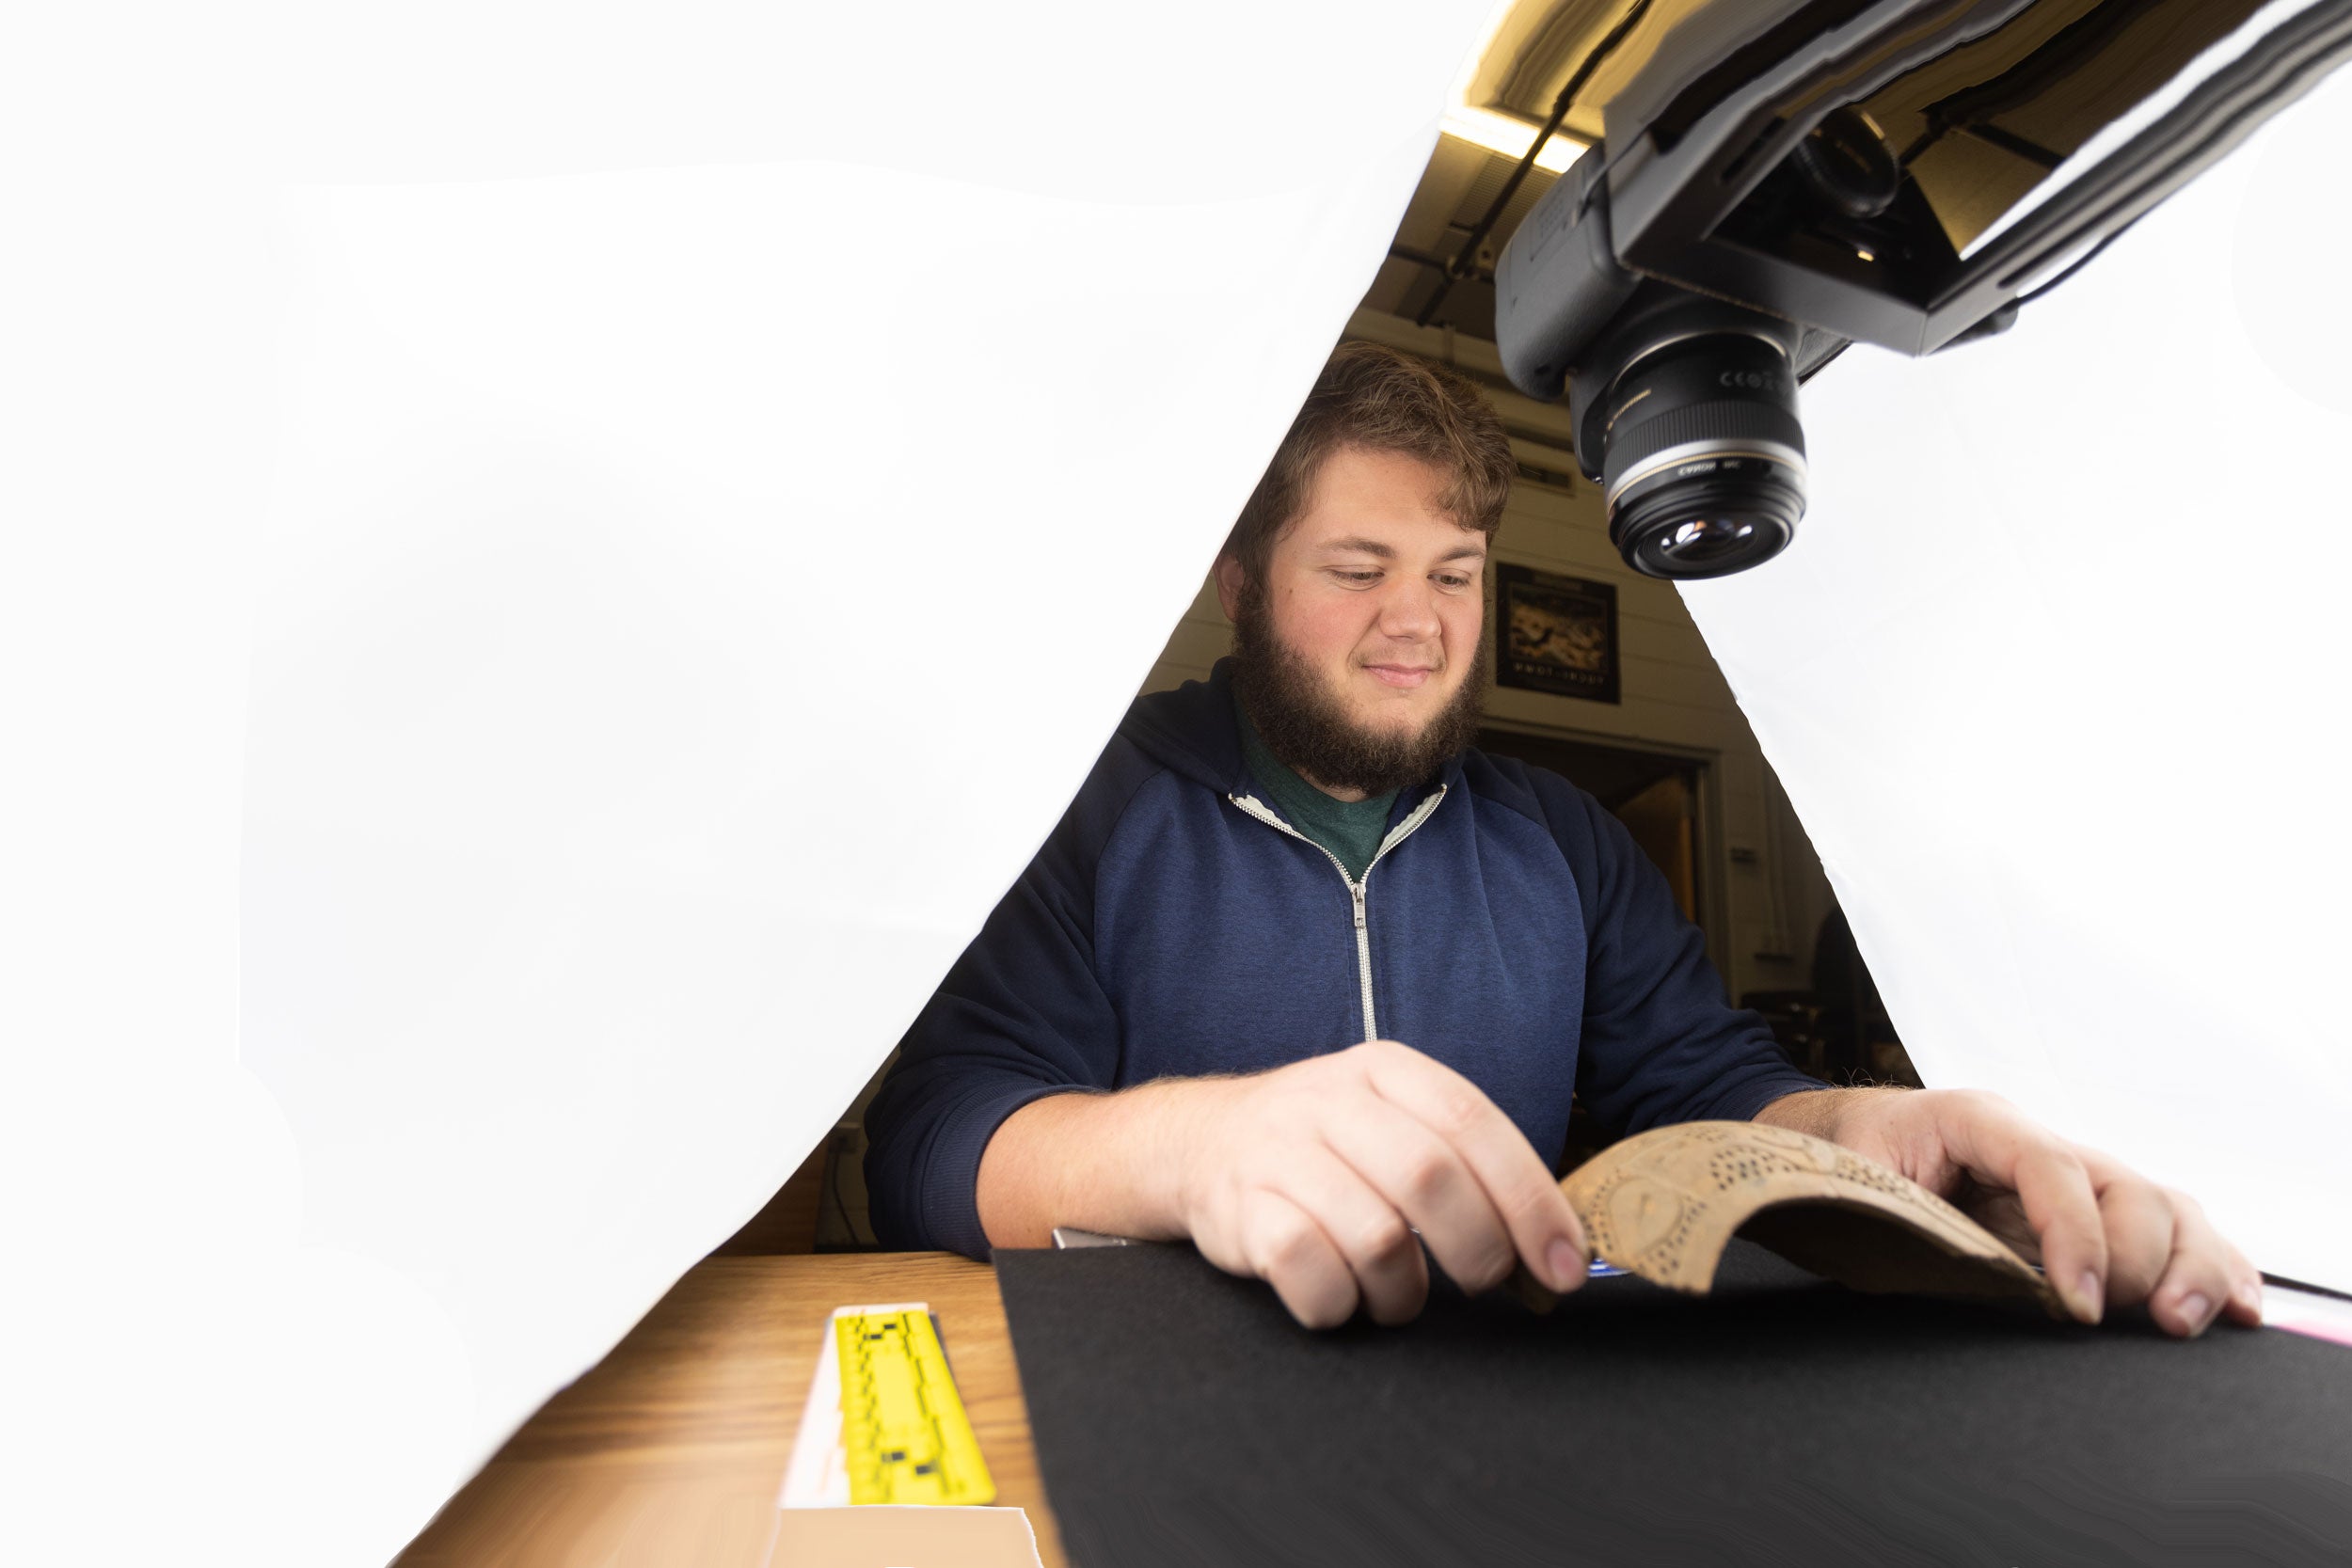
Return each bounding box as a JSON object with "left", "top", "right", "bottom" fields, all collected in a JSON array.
[{"left": 1441, "top": 103, "right": 1587, "bottom": 174}]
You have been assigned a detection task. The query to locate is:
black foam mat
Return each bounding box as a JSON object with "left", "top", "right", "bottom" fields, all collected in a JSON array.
[{"left": 995, "top": 1241, "right": 2352, "bottom": 1566}]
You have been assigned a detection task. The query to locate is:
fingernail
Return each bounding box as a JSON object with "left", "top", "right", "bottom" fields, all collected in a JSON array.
[
  {"left": 1549, "top": 1238, "right": 1586, "bottom": 1291},
  {"left": 2178, "top": 1291, "right": 2213, "bottom": 1335},
  {"left": 2075, "top": 1269, "right": 2105, "bottom": 1323}
]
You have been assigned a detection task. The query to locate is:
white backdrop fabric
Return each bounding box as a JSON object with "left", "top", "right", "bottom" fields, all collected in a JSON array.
[
  {"left": 1680, "top": 65, "right": 2352, "bottom": 1295},
  {"left": 6, "top": 4, "right": 1495, "bottom": 1565}
]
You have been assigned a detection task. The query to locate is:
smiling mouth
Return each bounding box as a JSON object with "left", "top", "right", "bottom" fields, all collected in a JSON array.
[{"left": 1365, "top": 663, "right": 1437, "bottom": 689}]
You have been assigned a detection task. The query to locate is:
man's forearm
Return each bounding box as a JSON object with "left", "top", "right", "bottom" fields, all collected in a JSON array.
[
  {"left": 975, "top": 1077, "right": 1232, "bottom": 1250},
  {"left": 1752, "top": 1083, "right": 1905, "bottom": 1144}
]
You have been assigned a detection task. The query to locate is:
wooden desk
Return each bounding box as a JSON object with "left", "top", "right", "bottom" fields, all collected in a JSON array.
[{"left": 395, "top": 1254, "right": 1066, "bottom": 1568}]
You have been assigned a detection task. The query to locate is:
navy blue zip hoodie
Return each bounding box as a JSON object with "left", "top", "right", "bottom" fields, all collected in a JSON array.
[{"left": 864, "top": 658, "right": 1821, "bottom": 1258}]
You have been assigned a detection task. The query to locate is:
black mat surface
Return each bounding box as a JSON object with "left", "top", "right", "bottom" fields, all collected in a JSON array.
[{"left": 995, "top": 1242, "right": 2352, "bottom": 1567}]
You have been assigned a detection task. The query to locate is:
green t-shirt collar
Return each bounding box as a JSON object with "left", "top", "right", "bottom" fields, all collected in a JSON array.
[{"left": 1232, "top": 696, "right": 1399, "bottom": 884}]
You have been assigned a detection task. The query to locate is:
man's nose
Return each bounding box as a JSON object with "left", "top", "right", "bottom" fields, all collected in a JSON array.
[{"left": 1374, "top": 576, "right": 1443, "bottom": 641}]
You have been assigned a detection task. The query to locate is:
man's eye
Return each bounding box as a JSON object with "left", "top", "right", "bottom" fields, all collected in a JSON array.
[
  {"left": 1335, "top": 570, "right": 1382, "bottom": 584},
  {"left": 1436, "top": 574, "right": 1472, "bottom": 590}
]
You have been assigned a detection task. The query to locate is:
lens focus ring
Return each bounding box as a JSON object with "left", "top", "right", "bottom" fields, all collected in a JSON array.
[
  {"left": 1603, "top": 398, "right": 1805, "bottom": 502},
  {"left": 1599, "top": 333, "right": 1804, "bottom": 498}
]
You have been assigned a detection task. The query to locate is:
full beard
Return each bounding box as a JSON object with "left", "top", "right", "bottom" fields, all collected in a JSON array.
[{"left": 1230, "top": 578, "right": 1489, "bottom": 798}]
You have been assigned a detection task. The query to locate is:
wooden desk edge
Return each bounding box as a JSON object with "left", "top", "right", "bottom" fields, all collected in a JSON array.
[{"left": 394, "top": 1252, "right": 1067, "bottom": 1568}]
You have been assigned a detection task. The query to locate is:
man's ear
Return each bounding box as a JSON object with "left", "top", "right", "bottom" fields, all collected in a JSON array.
[{"left": 1213, "top": 553, "right": 1247, "bottom": 623}]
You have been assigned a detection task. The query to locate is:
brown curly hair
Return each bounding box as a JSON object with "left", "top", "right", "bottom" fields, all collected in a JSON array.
[{"left": 1217, "top": 341, "right": 1516, "bottom": 586}]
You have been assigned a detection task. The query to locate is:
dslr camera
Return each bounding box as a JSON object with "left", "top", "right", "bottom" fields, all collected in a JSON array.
[{"left": 1494, "top": 0, "right": 2352, "bottom": 578}]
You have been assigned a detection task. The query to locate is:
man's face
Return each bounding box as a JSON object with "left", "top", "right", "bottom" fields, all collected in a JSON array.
[{"left": 1216, "top": 445, "right": 1490, "bottom": 798}]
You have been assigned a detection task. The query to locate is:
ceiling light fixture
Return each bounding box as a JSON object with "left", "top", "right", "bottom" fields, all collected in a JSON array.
[{"left": 1439, "top": 103, "right": 1587, "bottom": 174}]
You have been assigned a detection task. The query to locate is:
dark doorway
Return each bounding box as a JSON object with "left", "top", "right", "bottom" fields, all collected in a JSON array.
[{"left": 1474, "top": 727, "right": 1706, "bottom": 927}]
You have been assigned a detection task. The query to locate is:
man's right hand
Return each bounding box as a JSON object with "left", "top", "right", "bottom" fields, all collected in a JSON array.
[{"left": 1174, "top": 1039, "right": 1589, "bottom": 1327}]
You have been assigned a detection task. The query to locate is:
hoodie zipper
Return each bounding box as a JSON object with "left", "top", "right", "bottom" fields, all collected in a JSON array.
[{"left": 1227, "top": 785, "right": 1448, "bottom": 1043}]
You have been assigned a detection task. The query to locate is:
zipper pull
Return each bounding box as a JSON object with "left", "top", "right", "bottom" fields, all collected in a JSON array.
[{"left": 1351, "top": 882, "right": 1366, "bottom": 930}]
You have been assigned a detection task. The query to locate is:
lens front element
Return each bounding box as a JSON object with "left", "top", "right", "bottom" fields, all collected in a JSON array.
[{"left": 1598, "top": 334, "right": 1807, "bottom": 579}]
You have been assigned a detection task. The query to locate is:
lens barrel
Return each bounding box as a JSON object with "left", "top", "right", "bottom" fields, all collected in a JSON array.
[{"left": 1598, "top": 333, "right": 1806, "bottom": 579}]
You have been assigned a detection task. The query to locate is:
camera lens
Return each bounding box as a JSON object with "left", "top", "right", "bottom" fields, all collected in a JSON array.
[
  {"left": 1596, "top": 330, "right": 1805, "bottom": 579},
  {"left": 1666, "top": 518, "right": 1756, "bottom": 560}
]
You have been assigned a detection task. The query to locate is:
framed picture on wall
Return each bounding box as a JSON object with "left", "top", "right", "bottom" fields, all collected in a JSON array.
[{"left": 1496, "top": 562, "right": 1620, "bottom": 705}]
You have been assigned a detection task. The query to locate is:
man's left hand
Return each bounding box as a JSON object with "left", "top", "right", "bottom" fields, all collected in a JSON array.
[{"left": 1755, "top": 1086, "right": 2262, "bottom": 1336}]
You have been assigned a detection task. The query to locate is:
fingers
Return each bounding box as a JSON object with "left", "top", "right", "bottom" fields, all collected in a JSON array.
[
  {"left": 2091, "top": 1174, "right": 2176, "bottom": 1310},
  {"left": 1235, "top": 1188, "right": 1359, "bottom": 1330},
  {"left": 2218, "top": 1221, "right": 2266, "bottom": 1328},
  {"left": 1357, "top": 1041, "right": 1589, "bottom": 1292},
  {"left": 2221, "top": 1260, "right": 2266, "bottom": 1329},
  {"left": 1193, "top": 1040, "right": 1586, "bottom": 1328},
  {"left": 1942, "top": 1102, "right": 2108, "bottom": 1323},
  {"left": 2067, "top": 1144, "right": 2260, "bottom": 1337},
  {"left": 1273, "top": 1143, "right": 1433, "bottom": 1325},
  {"left": 2141, "top": 1188, "right": 2262, "bottom": 1338},
  {"left": 2014, "top": 1149, "right": 2109, "bottom": 1323},
  {"left": 1930, "top": 1097, "right": 2263, "bottom": 1337},
  {"left": 1318, "top": 1086, "right": 1518, "bottom": 1295}
]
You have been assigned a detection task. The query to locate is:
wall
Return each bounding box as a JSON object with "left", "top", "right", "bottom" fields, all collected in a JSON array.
[{"left": 1135, "top": 309, "right": 1834, "bottom": 1008}]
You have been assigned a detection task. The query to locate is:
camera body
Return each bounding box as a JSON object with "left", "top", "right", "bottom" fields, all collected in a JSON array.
[{"left": 1495, "top": 0, "right": 2352, "bottom": 578}]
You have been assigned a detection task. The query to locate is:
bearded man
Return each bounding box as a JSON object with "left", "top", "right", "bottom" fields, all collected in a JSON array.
[{"left": 863, "top": 342, "right": 2258, "bottom": 1338}]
